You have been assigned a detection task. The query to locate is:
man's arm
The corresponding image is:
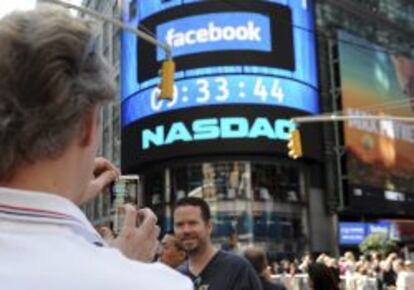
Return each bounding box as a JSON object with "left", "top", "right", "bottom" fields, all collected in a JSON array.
[{"left": 81, "top": 158, "right": 160, "bottom": 262}]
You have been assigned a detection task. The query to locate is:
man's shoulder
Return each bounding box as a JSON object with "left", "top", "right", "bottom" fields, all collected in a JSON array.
[
  {"left": 214, "top": 251, "right": 263, "bottom": 289},
  {"left": 176, "top": 260, "right": 190, "bottom": 275},
  {"left": 131, "top": 262, "right": 193, "bottom": 289},
  {"left": 63, "top": 245, "right": 192, "bottom": 290},
  {"left": 97, "top": 258, "right": 193, "bottom": 290},
  {"left": 216, "top": 250, "right": 250, "bottom": 267}
]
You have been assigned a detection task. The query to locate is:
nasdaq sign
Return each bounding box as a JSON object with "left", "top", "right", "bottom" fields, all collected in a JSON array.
[
  {"left": 120, "top": 0, "right": 321, "bottom": 171},
  {"left": 142, "top": 117, "right": 295, "bottom": 150}
]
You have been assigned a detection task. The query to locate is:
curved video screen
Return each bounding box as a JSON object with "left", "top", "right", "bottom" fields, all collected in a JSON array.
[
  {"left": 120, "top": 0, "right": 320, "bottom": 171},
  {"left": 121, "top": 0, "right": 319, "bottom": 125}
]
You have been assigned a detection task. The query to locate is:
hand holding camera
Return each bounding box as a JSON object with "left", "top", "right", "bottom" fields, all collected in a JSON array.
[
  {"left": 86, "top": 159, "right": 160, "bottom": 262},
  {"left": 110, "top": 205, "right": 160, "bottom": 262}
]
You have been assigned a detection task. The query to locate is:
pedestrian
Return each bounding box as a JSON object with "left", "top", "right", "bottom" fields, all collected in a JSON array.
[
  {"left": 174, "top": 196, "right": 263, "bottom": 290},
  {"left": 243, "top": 247, "right": 287, "bottom": 290},
  {"left": 307, "top": 263, "right": 340, "bottom": 290},
  {"left": 159, "top": 231, "right": 187, "bottom": 268},
  {"left": 0, "top": 5, "right": 191, "bottom": 290},
  {"left": 396, "top": 261, "right": 414, "bottom": 290}
]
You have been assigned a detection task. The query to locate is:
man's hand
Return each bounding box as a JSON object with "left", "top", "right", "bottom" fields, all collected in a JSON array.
[
  {"left": 98, "top": 226, "right": 115, "bottom": 242},
  {"left": 110, "top": 205, "right": 160, "bottom": 262},
  {"left": 80, "top": 157, "right": 120, "bottom": 205}
]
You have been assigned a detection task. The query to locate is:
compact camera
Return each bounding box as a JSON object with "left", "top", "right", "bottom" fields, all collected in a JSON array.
[{"left": 110, "top": 175, "right": 140, "bottom": 233}]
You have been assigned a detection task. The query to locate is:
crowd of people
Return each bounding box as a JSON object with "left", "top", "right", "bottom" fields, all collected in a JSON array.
[
  {"left": 155, "top": 225, "right": 414, "bottom": 290},
  {"left": 247, "top": 251, "right": 414, "bottom": 290}
]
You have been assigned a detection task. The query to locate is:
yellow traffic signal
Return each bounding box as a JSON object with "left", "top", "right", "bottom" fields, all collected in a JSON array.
[
  {"left": 287, "top": 129, "right": 303, "bottom": 159},
  {"left": 158, "top": 59, "right": 175, "bottom": 100}
]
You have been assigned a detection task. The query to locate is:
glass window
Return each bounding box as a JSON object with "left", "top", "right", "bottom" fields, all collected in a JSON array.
[
  {"left": 144, "top": 170, "right": 165, "bottom": 207},
  {"left": 251, "top": 163, "right": 301, "bottom": 203},
  {"left": 170, "top": 161, "right": 249, "bottom": 201},
  {"left": 143, "top": 161, "right": 307, "bottom": 257},
  {"left": 143, "top": 169, "right": 168, "bottom": 232}
]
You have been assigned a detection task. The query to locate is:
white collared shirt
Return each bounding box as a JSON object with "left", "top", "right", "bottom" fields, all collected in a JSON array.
[{"left": 0, "top": 187, "right": 192, "bottom": 290}]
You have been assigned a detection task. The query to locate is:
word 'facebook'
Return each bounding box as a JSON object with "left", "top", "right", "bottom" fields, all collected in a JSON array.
[
  {"left": 156, "top": 12, "right": 271, "bottom": 60},
  {"left": 166, "top": 21, "right": 261, "bottom": 48}
]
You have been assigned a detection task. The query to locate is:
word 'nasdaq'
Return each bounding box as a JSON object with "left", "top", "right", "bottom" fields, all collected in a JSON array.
[{"left": 142, "top": 117, "right": 295, "bottom": 150}]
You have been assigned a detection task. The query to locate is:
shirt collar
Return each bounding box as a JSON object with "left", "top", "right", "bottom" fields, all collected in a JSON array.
[{"left": 0, "top": 186, "right": 105, "bottom": 246}]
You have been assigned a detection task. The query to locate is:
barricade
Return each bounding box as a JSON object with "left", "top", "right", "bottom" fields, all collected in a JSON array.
[{"left": 270, "top": 274, "right": 378, "bottom": 290}]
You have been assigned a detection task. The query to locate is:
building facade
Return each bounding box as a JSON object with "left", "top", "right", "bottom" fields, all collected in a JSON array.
[
  {"left": 316, "top": 0, "right": 414, "bottom": 256},
  {"left": 119, "top": 0, "right": 332, "bottom": 260},
  {"left": 83, "top": 0, "right": 414, "bottom": 258},
  {"left": 80, "top": 0, "right": 122, "bottom": 228}
]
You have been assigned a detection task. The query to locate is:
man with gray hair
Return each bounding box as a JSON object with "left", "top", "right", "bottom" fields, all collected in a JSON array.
[{"left": 0, "top": 5, "right": 191, "bottom": 290}]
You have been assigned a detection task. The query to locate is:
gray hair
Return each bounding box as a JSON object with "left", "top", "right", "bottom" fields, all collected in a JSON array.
[{"left": 0, "top": 5, "right": 116, "bottom": 181}]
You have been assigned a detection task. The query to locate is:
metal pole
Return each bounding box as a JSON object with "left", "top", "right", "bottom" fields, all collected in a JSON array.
[
  {"left": 327, "top": 38, "right": 342, "bottom": 258},
  {"left": 292, "top": 114, "right": 414, "bottom": 124},
  {"left": 41, "top": 0, "right": 172, "bottom": 59}
]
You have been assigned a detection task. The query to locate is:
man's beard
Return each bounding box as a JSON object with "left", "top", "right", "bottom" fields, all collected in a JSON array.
[{"left": 183, "top": 237, "right": 205, "bottom": 256}]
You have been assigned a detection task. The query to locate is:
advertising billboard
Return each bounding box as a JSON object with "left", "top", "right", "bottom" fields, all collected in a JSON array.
[
  {"left": 339, "top": 221, "right": 390, "bottom": 245},
  {"left": 121, "top": 0, "right": 320, "bottom": 172},
  {"left": 338, "top": 31, "right": 414, "bottom": 214}
]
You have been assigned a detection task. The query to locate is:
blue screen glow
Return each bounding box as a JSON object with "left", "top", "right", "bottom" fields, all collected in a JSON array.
[
  {"left": 156, "top": 12, "right": 271, "bottom": 61},
  {"left": 121, "top": 0, "right": 319, "bottom": 126},
  {"left": 123, "top": 74, "right": 318, "bottom": 122},
  {"left": 339, "top": 222, "right": 391, "bottom": 245}
]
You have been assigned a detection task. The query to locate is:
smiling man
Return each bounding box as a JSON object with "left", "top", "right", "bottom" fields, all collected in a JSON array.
[{"left": 173, "top": 197, "right": 262, "bottom": 290}]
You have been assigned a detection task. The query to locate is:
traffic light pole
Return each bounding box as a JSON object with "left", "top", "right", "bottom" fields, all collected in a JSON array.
[{"left": 292, "top": 114, "right": 414, "bottom": 124}]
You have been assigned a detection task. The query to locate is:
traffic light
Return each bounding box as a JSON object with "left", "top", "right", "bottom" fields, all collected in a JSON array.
[
  {"left": 158, "top": 59, "right": 175, "bottom": 100},
  {"left": 287, "top": 129, "right": 303, "bottom": 159}
]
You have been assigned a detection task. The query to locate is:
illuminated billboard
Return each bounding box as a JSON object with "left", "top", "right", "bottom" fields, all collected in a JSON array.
[
  {"left": 338, "top": 31, "right": 414, "bottom": 213},
  {"left": 121, "top": 0, "right": 320, "bottom": 171},
  {"left": 339, "top": 222, "right": 390, "bottom": 245}
]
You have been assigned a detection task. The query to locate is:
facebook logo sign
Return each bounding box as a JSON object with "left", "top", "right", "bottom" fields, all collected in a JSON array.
[{"left": 156, "top": 12, "right": 271, "bottom": 61}]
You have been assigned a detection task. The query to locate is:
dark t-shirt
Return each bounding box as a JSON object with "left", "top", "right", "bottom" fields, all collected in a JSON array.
[
  {"left": 382, "top": 269, "right": 397, "bottom": 286},
  {"left": 177, "top": 250, "right": 263, "bottom": 290},
  {"left": 260, "top": 278, "right": 286, "bottom": 290}
]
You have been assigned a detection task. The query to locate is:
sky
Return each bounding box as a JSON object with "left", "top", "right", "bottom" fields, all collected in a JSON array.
[{"left": 0, "top": 0, "right": 83, "bottom": 19}]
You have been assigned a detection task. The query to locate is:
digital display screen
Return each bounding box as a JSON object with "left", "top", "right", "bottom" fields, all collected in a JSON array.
[
  {"left": 121, "top": 0, "right": 319, "bottom": 126},
  {"left": 122, "top": 74, "right": 319, "bottom": 122},
  {"left": 339, "top": 222, "right": 390, "bottom": 245},
  {"left": 120, "top": 0, "right": 320, "bottom": 171},
  {"left": 338, "top": 31, "right": 414, "bottom": 214},
  {"left": 155, "top": 12, "right": 272, "bottom": 60}
]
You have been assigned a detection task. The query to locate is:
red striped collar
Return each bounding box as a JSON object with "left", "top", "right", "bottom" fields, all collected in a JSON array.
[
  {"left": 0, "top": 187, "right": 105, "bottom": 246},
  {"left": 0, "top": 202, "right": 82, "bottom": 222}
]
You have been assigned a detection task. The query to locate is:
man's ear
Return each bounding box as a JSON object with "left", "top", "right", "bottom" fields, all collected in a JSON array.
[
  {"left": 206, "top": 220, "right": 213, "bottom": 235},
  {"left": 79, "top": 107, "right": 100, "bottom": 147}
]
